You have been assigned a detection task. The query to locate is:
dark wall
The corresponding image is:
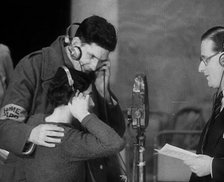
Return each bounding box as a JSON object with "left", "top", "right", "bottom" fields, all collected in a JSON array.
[{"left": 0, "top": 1, "right": 70, "bottom": 66}]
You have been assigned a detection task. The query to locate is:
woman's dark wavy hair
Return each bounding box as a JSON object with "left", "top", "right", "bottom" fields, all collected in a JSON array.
[
  {"left": 48, "top": 67, "right": 93, "bottom": 108},
  {"left": 75, "top": 15, "right": 117, "bottom": 51}
]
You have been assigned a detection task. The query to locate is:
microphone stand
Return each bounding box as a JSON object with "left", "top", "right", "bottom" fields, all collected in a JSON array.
[
  {"left": 128, "top": 74, "right": 149, "bottom": 182},
  {"left": 129, "top": 112, "right": 146, "bottom": 182},
  {"left": 136, "top": 118, "right": 146, "bottom": 182}
]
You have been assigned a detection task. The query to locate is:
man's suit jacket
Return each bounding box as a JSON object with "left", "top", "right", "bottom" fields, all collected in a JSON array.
[{"left": 190, "top": 109, "right": 224, "bottom": 182}]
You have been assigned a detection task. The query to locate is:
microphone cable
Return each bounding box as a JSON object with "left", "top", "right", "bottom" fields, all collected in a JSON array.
[{"left": 103, "top": 70, "right": 109, "bottom": 124}]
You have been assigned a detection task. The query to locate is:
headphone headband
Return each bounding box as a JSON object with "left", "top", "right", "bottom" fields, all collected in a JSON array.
[
  {"left": 65, "top": 22, "right": 81, "bottom": 44},
  {"left": 61, "top": 66, "right": 75, "bottom": 91}
]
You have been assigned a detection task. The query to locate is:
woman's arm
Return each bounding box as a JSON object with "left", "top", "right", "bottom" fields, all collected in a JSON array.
[{"left": 62, "top": 113, "right": 125, "bottom": 161}]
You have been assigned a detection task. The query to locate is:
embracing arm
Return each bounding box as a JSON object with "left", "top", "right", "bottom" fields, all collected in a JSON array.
[
  {"left": 0, "top": 119, "right": 35, "bottom": 154},
  {"left": 0, "top": 55, "right": 39, "bottom": 154},
  {"left": 0, "top": 54, "right": 64, "bottom": 154},
  {"left": 63, "top": 113, "right": 125, "bottom": 161}
]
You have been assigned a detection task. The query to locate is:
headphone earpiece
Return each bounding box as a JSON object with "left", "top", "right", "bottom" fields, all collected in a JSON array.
[
  {"left": 68, "top": 45, "right": 82, "bottom": 60},
  {"left": 219, "top": 53, "right": 224, "bottom": 67}
]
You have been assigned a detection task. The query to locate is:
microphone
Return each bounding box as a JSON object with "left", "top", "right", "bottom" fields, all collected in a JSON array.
[
  {"left": 130, "top": 74, "right": 149, "bottom": 129},
  {"left": 127, "top": 74, "right": 149, "bottom": 182}
]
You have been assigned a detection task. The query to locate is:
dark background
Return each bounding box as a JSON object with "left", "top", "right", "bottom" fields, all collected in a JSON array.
[{"left": 0, "top": 1, "right": 70, "bottom": 66}]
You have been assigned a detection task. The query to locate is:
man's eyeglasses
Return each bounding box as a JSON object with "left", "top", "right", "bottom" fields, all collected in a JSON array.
[{"left": 200, "top": 52, "right": 222, "bottom": 66}]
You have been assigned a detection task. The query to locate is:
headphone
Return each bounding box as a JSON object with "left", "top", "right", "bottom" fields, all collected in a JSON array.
[
  {"left": 65, "top": 23, "right": 82, "bottom": 61},
  {"left": 61, "top": 66, "right": 75, "bottom": 91},
  {"left": 219, "top": 53, "right": 224, "bottom": 67},
  {"left": 219, "top": 42, "right": 224, "bottom": 67}
]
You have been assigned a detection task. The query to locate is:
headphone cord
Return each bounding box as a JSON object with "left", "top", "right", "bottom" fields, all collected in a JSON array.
[
  {"left": 214, "top": 67, "right": 224, "bottom": 101},
  {"left": 216, "top": 52, "right": 224, "bottom": 94},
  {"left": 103, "top": 72, "right": 129, "bottom": 181},
  {"left": 103, "top": 71, "right": 109, "bottom": 124}
]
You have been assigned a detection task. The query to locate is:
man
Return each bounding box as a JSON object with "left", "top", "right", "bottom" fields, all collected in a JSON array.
[
  {"left": 184, "top": 26, "right": 224, "bottom": 182},
  {"left": 0, "top": 15, "right": 125, "bottom": 182}
]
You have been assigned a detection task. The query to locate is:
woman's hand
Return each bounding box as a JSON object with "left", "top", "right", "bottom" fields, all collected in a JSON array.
[{"left": 68, "top": 92, "right": 90, "bottom": 122}]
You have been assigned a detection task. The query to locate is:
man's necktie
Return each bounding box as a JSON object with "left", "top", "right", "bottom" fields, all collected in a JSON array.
[{"left": 213, "top": 91, "right": 223, "bottom": 119}]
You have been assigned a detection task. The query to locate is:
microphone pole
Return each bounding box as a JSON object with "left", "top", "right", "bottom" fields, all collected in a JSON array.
[{"left": 128, "top": 74, "right": 149, "bottom": 182}]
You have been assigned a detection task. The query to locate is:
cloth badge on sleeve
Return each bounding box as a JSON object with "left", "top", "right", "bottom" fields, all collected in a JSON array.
[{"left": 0, "top": 104, "right": 27, "bottom": 122}]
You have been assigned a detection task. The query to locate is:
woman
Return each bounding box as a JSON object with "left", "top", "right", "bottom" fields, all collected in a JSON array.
[
  {"left": 23, "top": 66, "right": 125, "bottom": 182},
  {"left": 184, "top": 26, "right": 224, "bottom": 182}
]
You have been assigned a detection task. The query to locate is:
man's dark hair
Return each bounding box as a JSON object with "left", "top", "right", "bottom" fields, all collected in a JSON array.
[
  {"left": 48, "top": 67, "right": 93, "bottom": 108},
  {"left": 201, "top": 26, "right": 224, "bottom": 52},
  {"left": 75, "top": 15, "right": 117, "bottom": 51}
]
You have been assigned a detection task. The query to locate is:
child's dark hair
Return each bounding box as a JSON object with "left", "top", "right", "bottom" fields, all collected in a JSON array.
[{"left": 48, "top": 67, "right": 93, "bottom": 108}]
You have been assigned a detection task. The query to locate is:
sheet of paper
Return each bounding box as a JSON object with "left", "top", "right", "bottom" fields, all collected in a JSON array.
[
  {"left": 155, "top": 143, "right": 197, "bottom": 160},
  {"left": 0, "top": 148, "right": 9, "bottom": 160}
]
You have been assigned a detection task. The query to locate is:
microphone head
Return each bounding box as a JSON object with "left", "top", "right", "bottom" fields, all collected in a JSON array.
[{"left": 131, "top": 74, "right": 149, "bottom": 129}]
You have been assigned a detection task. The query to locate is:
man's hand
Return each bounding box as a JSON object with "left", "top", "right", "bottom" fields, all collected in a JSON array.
[
  {"left": 28, "top": 124, "right": 64, "bottom": 147},
  {"left": 95, "top": 60, "right": 111, "bottom": 101},
  {"left": 183, "top": 154, "right": 212, "bottom": 177}
]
